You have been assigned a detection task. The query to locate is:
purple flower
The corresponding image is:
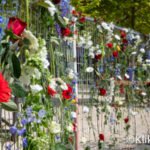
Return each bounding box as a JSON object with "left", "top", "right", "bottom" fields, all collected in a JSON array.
[
  {"left": 38, "top": 109, "right": 46, "bottom": 118},
  {"left": 17, "top": 128, "right": 26, "bottom": 136},
  {"left": 23, "top": 138, "right": 28, "bottom": 148},
  {"left": 0, "top": 16, "right": 3, "bottom": 23},
  {"left": 10, "top": 126, "right": 17, "bottom": 135},
  {"left": 21, "top": 118, "right": 28, "bottom": 126},
  {"left": 26, "top": 107, "right": 32, "bottom": 117},
  {"left": 5, "top": 143, "right": 12, "bottom": 150},
  {"left": 27, "top": 116, "right": 35, "bottom": 123}
]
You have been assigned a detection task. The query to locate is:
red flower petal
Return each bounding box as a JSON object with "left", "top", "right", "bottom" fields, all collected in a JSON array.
[
  {"left": 62, "top": 84, "right": 73, "bottom": 100},
  {"left": 0, "top": 73, "right": 11, "bottom": 103},
  {"left": 61, "top": 28, "right": 71, "bottom": 37},
  {"left": 47, "top": 86, "right": 57, "bottom": 96},
  {"left": 99, "top": 133, "right": 105, "bottom": 141},
  {"left": 120, "top": 31, "right": 126, "bottom": 39},
  {"left": 79, "top": 17, "right": 86, "bottom": 23},
  {"left": 99, "top": 88, "right": 107, "bottom": 96},
  {"left": 106, "top": 43, "right": 113, "bottom": 49},
  {"left": 7, "top": 17, "right": 26, "bottom": 36},
  {"left": 95, "top": 54, "right": 102, "bottom": 60},
  {"left": 124, "top": 117, "right": 129, "bottom": 124},
  {"left": 113, "top": 51, "right": 118, "bottom": 58}
]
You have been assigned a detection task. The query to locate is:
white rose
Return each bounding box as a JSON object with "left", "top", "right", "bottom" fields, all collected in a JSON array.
[
  {"left": 50, "top": 121, "right": 61, "bottom": 134},
  {"left": 86, "top": 67, "right": 94, "bottom": 73},
  {"left": 83, "top": 106, "right": 89, "bottom": 113},
  {"left": 30, "top": 84, "right": 43, "bottom": 94}
]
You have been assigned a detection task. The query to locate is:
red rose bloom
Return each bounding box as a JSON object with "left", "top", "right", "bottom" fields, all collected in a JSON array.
[
  {"left": 106, "top": 43, "right": 113, "bottom": 49},
  {"left": 71, "top": 10, "right": 79, "bottom": 16},
  {"left": 120, "top": 31, "right": 126, "bottom": 38},
  {"left": 113, "top": 51, "right": 118, "bottom": 58},
  {"left": 0, "top": 73, "right": 11, "bottom": 103},
  {"left": 52, "top": 0, "right": 61, "bottom": 4},
  {"left": 61, "top": 27, "right": 71, "bottom": 37},
  {"left": 99, "top": 88, "right": 107, "bottom": 96},
  {"left": 124, "top": 117, "right": 129, "bottom": 124},
  {"left": 122, "top": 39, "right": 128, "bottom": 44},
  {"left": 95, "top": 54, "right": 102, "bottom": 60},
  {"left": 79, "top": 17, "right": 86, "bottom": 23},
  {"left": 47, "top": 86, "right": 57, "bottom": 97},
  {"left": 62, "top": 84, "right": 73, "bottom": 99},
  {"left": 7, "top": 17, "right": 26, "bottom": 36},
  {"left": 99, "top": 134, "right": 105, "bottom": 141}
]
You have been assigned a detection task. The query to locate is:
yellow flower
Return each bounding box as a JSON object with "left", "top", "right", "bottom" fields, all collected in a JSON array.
[
  {"left": 117, "top": 45, "right": 121, "bottom": 51},
  {"left": 71, "top": 99, "right": 76, "bottom": 104}
]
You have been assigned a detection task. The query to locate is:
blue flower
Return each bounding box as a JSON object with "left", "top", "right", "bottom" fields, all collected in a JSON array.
[
  {"left": 38, "top": 109, "right": 46, "bottom": 118},
  {"left": 0, "top": 16, "right": 3, "bottom": 23},
  {"left": 21, "top": 118, "right": 28, "bottom": 126},
  {"left": 27, "top": 116, "right": 35, "bottom": 123},
  {"left": 17, "top": 128, "right": 26, "bottom": 136},
  {"left": 10, "top": 126, "right": 17, "bottom": 135},
  {"left": 23, "top": 138, "right": 28, "bottom": 148},
  {"left": 5, "top": 143, "right": 12, "bottom": 150}
]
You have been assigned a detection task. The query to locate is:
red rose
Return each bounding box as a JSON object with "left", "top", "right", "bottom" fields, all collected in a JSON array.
[
  {"left": 99, "top": 88, "right": 107, "bottom": 96},
  {"left": 120, "top": 31, "right": 126, "bottom": 38},
  {"left": 106, "top": 43, "right": 113, "bottom": 49},
  {"left": 61, "top": 27, "right": 71, "bottom": 37},
  {"left": 113, "top": 51, "right": 118, "bottom": 58},
  {"left": 62, "top": 84, "right": 73, "bottom": 99},
  {"left": 47, "top": 86, "right": 57, "bottom": 97},
  {"left": 99, "top": 134, "right": 105, "bottom": 141},
  {"left": 52, "top": 0, "right": 61, "bottom": 4},
  {"left": 7, "top": 17, "right": 26, "bottom": 36},
  {"left": 95, "top": 54, "right": 102, "bottom": 60},
  {"left": 124, "top": 117, "right": 129, "bottom": 124},
  {"left": 79, "top": 17, "right": 86, "bottom": 23},
  {"left": 0, "top": 73, "right": 11, "bottom": 103},
  {"left": 122, "top": 39, "right": 128, "bottom": 44}
]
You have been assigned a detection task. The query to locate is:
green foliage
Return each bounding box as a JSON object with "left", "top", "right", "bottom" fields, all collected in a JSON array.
[
  {"left": 1, "top": 101, "right": 18, "bottom": 111},
  {"left": 71, "top": 0, "right": 150, "bottom": 34}
]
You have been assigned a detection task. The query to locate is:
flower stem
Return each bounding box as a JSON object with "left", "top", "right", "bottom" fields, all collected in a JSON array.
[{"left": 26, "top": 0, "right": 29, "bottom": 29}]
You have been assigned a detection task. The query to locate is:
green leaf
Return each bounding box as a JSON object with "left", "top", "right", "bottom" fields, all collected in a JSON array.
[
  {"left": 9, "top": 53, "right": 21, "bottom": 78},
  {"left": 54, "top": 13, "right": 66, "bottom": 28},
  {"left": 55, "top": 143, "right": 66, "bottom": 150},
  {"left": 36, "top": 1, "right": 50, "bottom": 8},
  {"left": 1, "top": 101, "right": 18, "bottom": 111},
  {"left": 11, "top": 82, "right": 27, "bottom": 97}
]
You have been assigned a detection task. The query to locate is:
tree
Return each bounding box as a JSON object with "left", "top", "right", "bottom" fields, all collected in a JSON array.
[{"left": 71, "top": 0, "right": 150, "bottom": 34}]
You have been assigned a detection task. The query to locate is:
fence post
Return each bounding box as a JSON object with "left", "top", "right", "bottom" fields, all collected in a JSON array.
[{"left": 73, "top": 23, "right": 79, "bottom": 150}]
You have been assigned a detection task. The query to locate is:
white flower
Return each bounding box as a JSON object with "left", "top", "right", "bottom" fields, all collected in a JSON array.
[
  {"left": 141, "top": 92, "right": 147, "bottom": 96},
  {"left": 146, "top": 59, "right": 150, "bottom": 63},
  {"left": 97, "top": 25, "right": 102, "bottom": 32},
  {"left": 137, "top": 55, "right": 143, "bottom": 63},
  {"left": 83, "top": 106, "right": 89, "bottom": 113},
  {"left": 32, "top": 68, "right": 41, "bottom": 80},
  {"left": 63, "top": 17, "right": 69, "bottom": 24},
  {"left": 72, "top": 16, "right": 77, "bottom": 22},
  {"left": 60, "top": 83, "right": 68, "bottom": 90},
  {"left": 86, "top": 67, "right": 94, "bottom": 73},
  {"left": 50, "top": 80, "right": 57, "bottom": 89},
  {"left": 66, "top": 123, "right": 73, "bottom": 132},
  {"left": 140, "top": 48, "right": 145, "bottom": 53},
  {"left": 101, "top": 22, "right": 110, "bottom": 30},
  {"left": 45, "top": 0, "right": 57, "bottom": 16},
  {"left": 131, "top": 51, "right": 137, "bottom": 55},
  {"left": 85, "top": 40, "right": 93, "bottom": 49},
  {"left": 117, "top": 75, "right": 122, "bottom": 80},
  {"left": 88, "top": 52, "right": 95, "bottom": 58},
  {"left": 71, "top": 112, "right": 77, "bottom": 119},
  {"left": 50, "top": 121, "right": 61, "bottom": 134},
  {"left": 125, "top": 73, "right": 130, "bottom": 79},
  {"left": 114, "top": 35, "right": 120, "bottom": 40},
  {"left": 96, "top": 50, "right": 102, "bottom": 55},
  {"left": 22, "top": 30, "right": 39, "bottom": 50},
  {"left": 30, "top": 84, "right": 43, "bottom": 94},
  {"left": 68, "top": 71, "right": 75, "bottom": 79}
]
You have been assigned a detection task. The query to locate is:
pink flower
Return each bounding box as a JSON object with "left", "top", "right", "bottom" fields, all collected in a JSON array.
[
  {"left": 0, "top": 73, "right": 11, "bottom": 103},
  {"left": 7, "top": 17, "right": 26, "bottom": 36}
]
